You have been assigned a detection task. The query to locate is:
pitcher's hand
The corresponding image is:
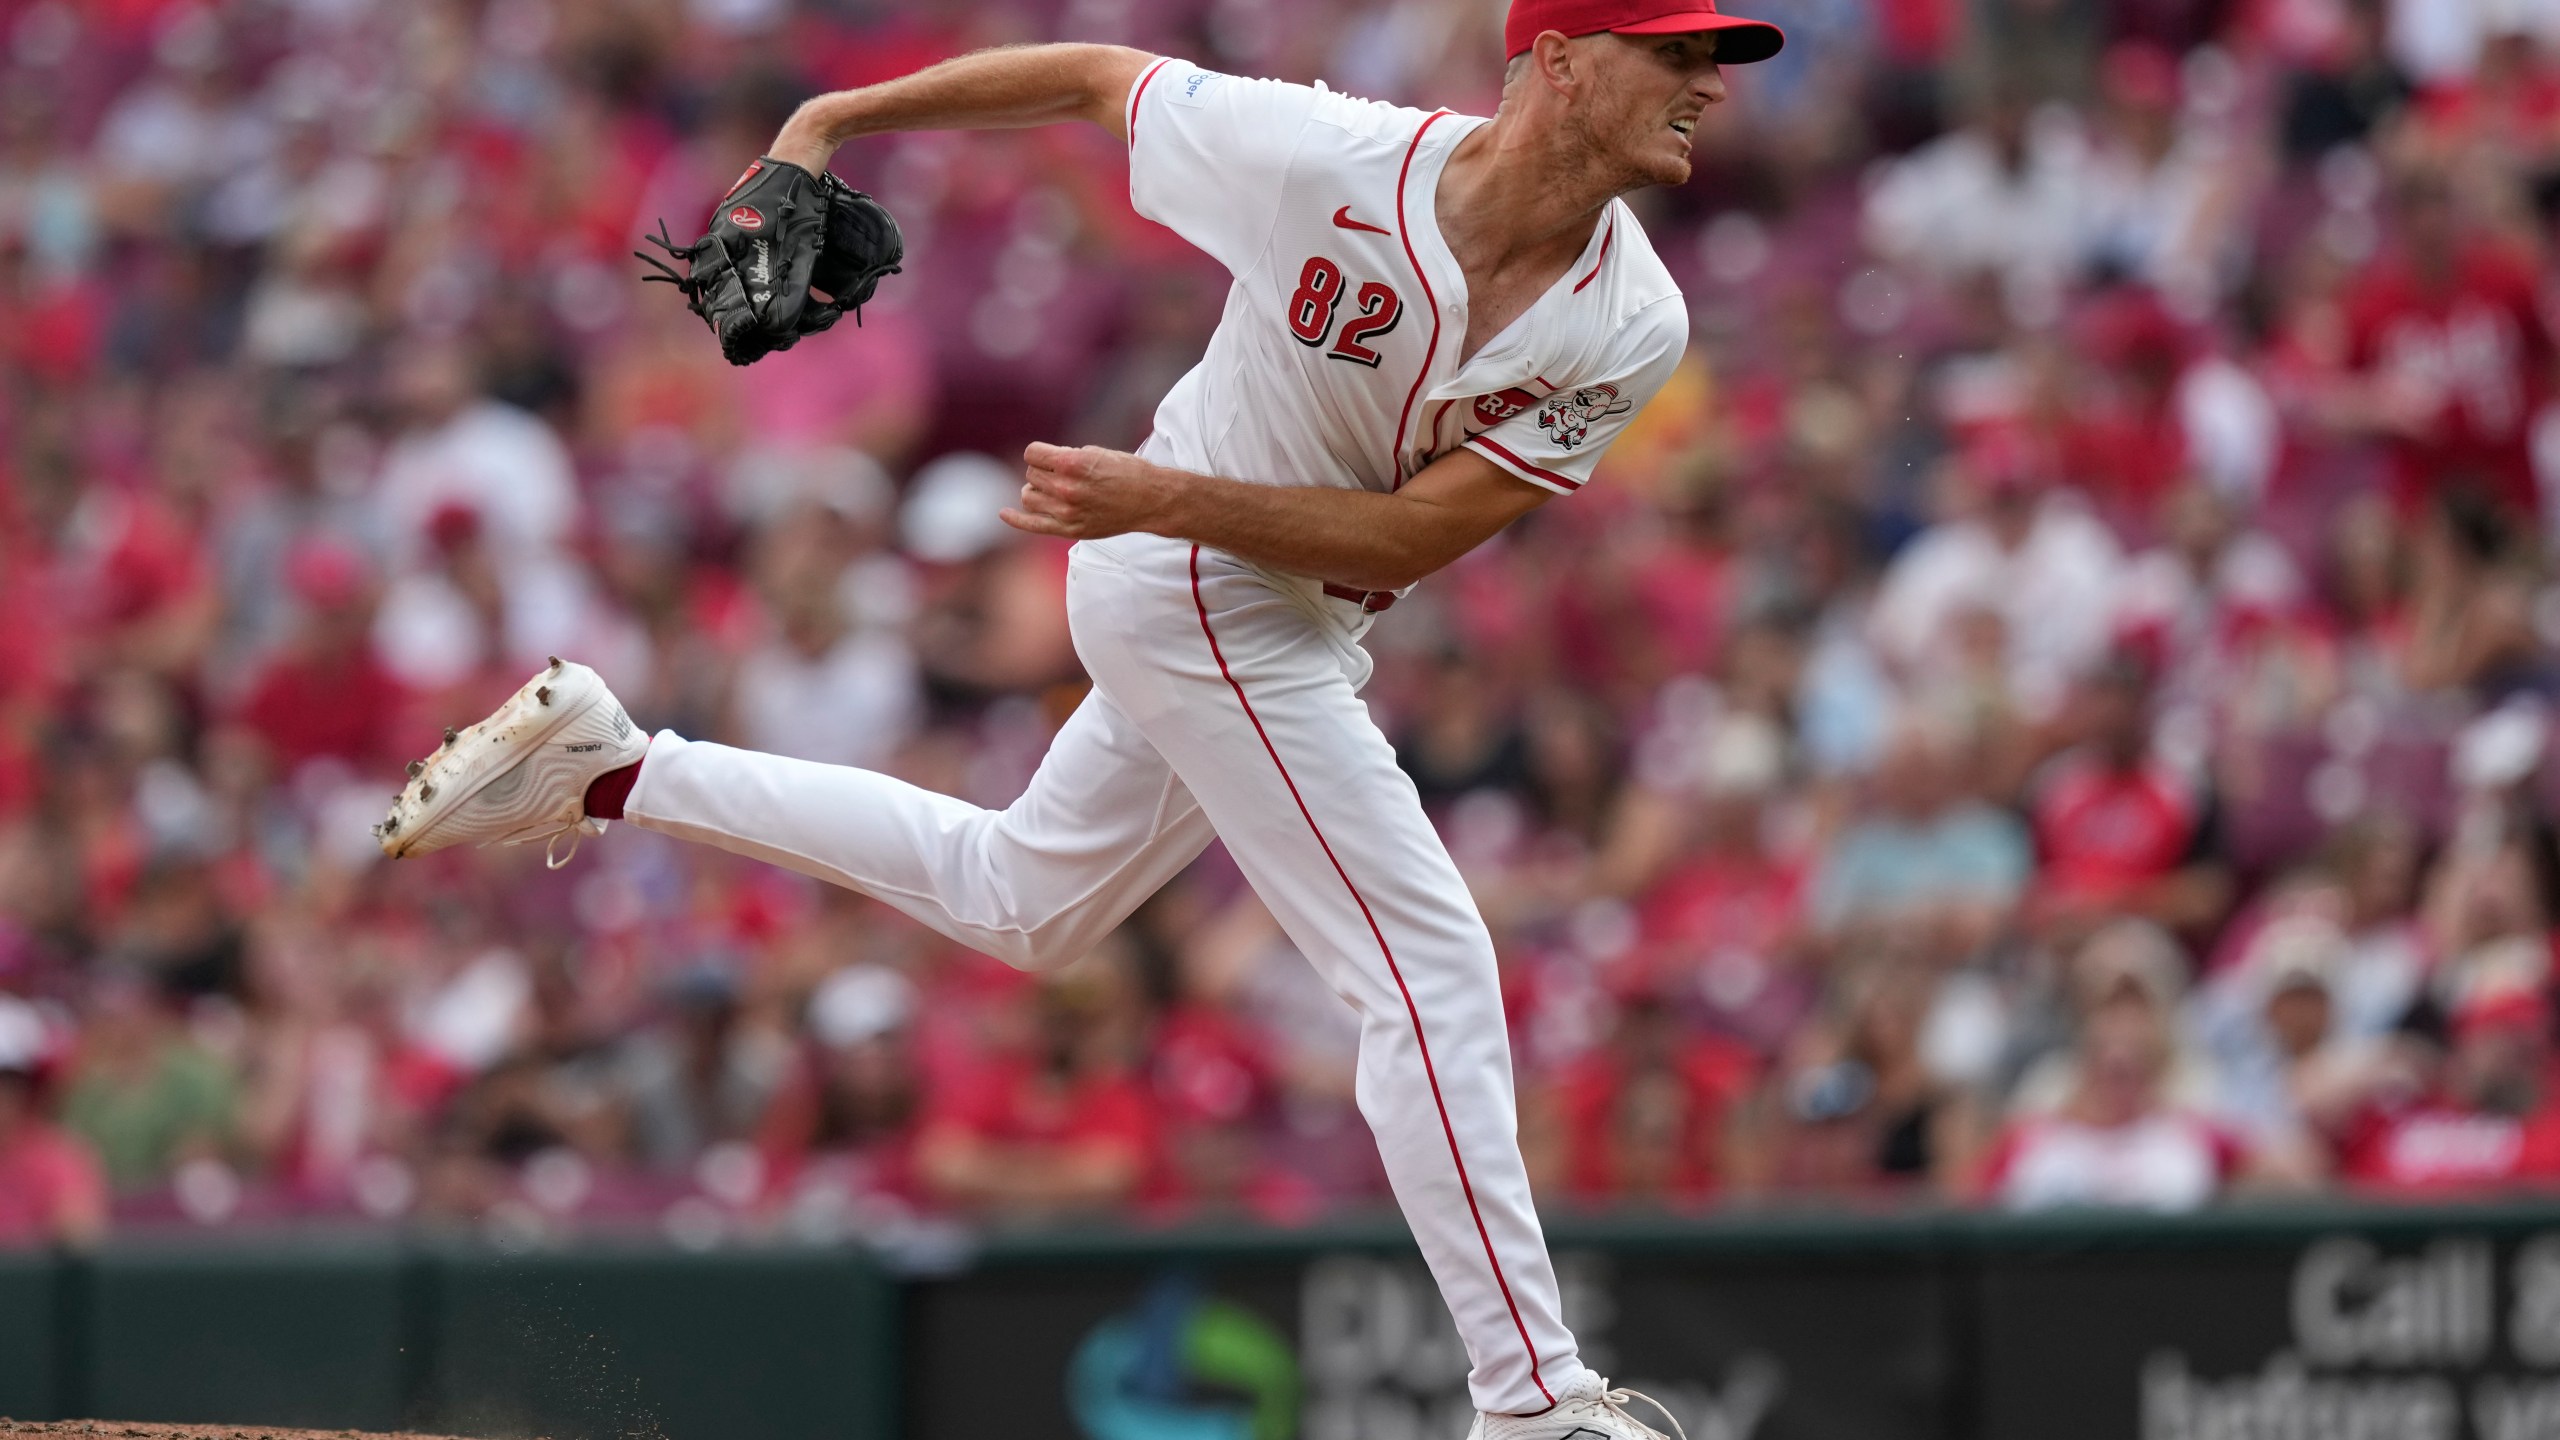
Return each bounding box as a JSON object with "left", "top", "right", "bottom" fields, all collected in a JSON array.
[{"left": 1003, "top": 442, "right": 1180, "bottom": 539}]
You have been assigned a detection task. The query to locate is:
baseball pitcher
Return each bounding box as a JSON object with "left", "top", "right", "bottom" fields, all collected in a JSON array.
[{"left": 376, "top": 1, "right": 1783, "bottom": 1434}]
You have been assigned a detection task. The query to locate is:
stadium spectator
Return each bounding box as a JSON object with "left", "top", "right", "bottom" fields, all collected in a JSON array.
[
  {"left": 2323, "top": 813, "right": 2431, "bottom": 1040},
  {"left": 729, "top": 471, "right": 923, "bottom": 770},
  {"left": 2025, "top": 652, "right": 2233, "bottom": 942},
  {"left": 1535, "top": 984, "right": 1756, "bottom": 1207},
  {"left": 1398, "top": 646, "right": 1535, "bottom": 815},
  {"left": 1983, "top": 935, "right": 2244, "bottom": 1211},
  {"left": 55, "top": 972, "right": 238, "bottom": 1194},
  {"left": 761, "top": 964, "right": 926, "bottom": 1221},
  {"left": 2113, "top": 480, "right": 2316, "bottom": 718},
  {"left": 233, "top": 924, "right": 424, "bottom": 1208},
  {"left": 1147, "top": 986, "right": 1304, "bottom": 1222},
  {"left": 2333, "top": 171, "right": 2553, "bottom": 522},
  {"left": 2277, "top": 0, "right": 2410, "bottom": 162},
  {"left": 915, "top": 962, "right": 1160, "bottom": 1219},
  {"left": 1591, "top": 707, "right": 1813, "bottom": 1051},
  {"left": 2194, "top": 915, "right": 2401, "bottom": 1182},
  {"left": 1860, "top": 78, "right": 2094, "bottom": 324},
  {"left": 1870, "top": 429, "right": 2126, "bottom": 722},
  {"left": 2012, "top": 919, "right": 2221, "bottom": 1115},
  {"left": 2074, "top": 43, "right": 2245, "bottom": 316},
  {"left": 0, "top": 995, "right": 105, "bottom": 1247},
  {"left": 2397, "top": 491, "right": 2553, "bottom": 700},
  {"left": 1812, "top": 716, "right": 2032, "bottom": 960},
  {"left": 1735, "top": 958, "right": 1982, "bottom": 1198},
  {"left": 2334, "top": 955, "right": 2560, "bottom": 1195},
  {"left": 617, "top": 968, "right": 795, "bottom": 1176},
  {"left": 230, "top": 539, "right": 405, "bottom": 772},
  {"left": 899, "top": 453, "right": 1080, "bottom": 707}
]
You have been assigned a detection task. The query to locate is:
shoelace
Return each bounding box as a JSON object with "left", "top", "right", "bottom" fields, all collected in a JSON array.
[
  {"left": 542, "top": 826, "right": 586, "bottom": 870},
  {"left": 1587, "top": 1382, "right": 1686, "bottom": 1440},
  {"left": 504, "top": 817, "right": 602, "bottom": 870}
]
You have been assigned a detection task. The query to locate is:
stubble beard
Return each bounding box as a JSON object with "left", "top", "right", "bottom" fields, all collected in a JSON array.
[{"left": 1559, "top": 103, "right": 1671, "bottom": 200}]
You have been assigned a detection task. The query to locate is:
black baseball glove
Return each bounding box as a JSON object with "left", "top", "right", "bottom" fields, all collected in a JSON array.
[{"left": 637, "top": 157, "right": 904, "bottom": 367}]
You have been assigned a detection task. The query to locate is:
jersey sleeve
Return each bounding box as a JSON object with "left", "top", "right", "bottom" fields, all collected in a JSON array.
[
  {"left": 1125, "top": 57, "right": 1320, "bottom": 275},
  {"left": 1462, "top": 295, "right": 1687, "bottom": 496}
]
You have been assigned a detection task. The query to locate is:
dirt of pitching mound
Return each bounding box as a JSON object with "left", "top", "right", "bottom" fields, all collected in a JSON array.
[{"left": 0, "top": 1414, "right": 509, "bottom": 1424}]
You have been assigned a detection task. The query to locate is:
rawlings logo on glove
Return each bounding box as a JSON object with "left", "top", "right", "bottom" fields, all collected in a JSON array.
[{"left": 637, "top": 158, "right": 903, "bottom": 367}]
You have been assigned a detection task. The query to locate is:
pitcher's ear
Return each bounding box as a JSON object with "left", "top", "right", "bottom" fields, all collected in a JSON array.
[{"left": 1529, "top": 30, "right": 1580, "bottom": 94}]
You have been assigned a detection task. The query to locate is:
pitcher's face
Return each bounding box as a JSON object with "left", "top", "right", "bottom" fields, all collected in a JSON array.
[{"left": 1570, "top": 31, "right": 1727, "bottom": 189}]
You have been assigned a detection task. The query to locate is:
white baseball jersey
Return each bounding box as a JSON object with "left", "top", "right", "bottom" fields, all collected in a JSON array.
[
  {"left": 1125, "top": 56, "right": 1688, "bottom": 502},
  {"left": 622, "top": 56, "right": 1701, "bottom": 1420}
]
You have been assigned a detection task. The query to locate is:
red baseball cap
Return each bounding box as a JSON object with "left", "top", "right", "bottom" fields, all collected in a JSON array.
[{"left": 1505, "top": 0, "right": 1786, "bottom": 63}]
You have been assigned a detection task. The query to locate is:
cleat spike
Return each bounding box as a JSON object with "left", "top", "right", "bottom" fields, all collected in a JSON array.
[
  {"left": 537, "top": 687, "right": 551, "bottom": 705},
  {"left": 418, "top": 784, "right": 435, "bottom": 801},
  {"left": 443, "top": 726, "right": 459, "bottom": 745},
  {"left": 548, "top": 656, "right": 562, "bottom": 672},
  {"left": 408, "top": 759, "right": 425, "bottom": 777}
]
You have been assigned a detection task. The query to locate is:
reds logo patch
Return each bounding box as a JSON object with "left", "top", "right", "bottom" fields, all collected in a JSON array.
[
  {"left": 722, "top": 161, "right": 763, "bottom": 201},
  {"left": 1536, "top": 384, "right": 1631, "bottom": 451},
  {"left": 1472, "top": 387, "right": 1539, "bottom": 427},
  {"left": 728, "top": 205, "right": 764, "bottom": 231}
]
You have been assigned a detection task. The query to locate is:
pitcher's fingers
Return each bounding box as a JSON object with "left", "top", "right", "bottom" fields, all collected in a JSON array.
[
  {"left": 999, "top": 507, "right": 1076, "bottom": 537},
  {"left": 1023, "top": 440, "right": 1079, "bottom": 472}
]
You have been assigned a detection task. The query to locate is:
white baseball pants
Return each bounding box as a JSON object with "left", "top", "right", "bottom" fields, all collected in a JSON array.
[{"left": 623, "top": 530, "right": 1584, "bottom": 1414}]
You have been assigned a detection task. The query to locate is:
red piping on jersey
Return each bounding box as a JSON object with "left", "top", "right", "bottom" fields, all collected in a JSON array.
[
  {"left": 1469, "top": 434, "right": 1582, "bottom": 491},
  {"left": 1389, "top": 110, "right": 1454, "bottom": 491},
  {"left": 1125, "top": 57, "right": 1173, "bottom": 145},
  {"left": 1571, "top": 213, "right": 1614, "bottom": 294},
  {"left": 1189, "top": 545, "right": 1555, "bottom": 1409}
]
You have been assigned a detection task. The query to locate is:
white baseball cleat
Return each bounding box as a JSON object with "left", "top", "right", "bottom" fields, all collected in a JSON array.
[
  {"left": 373, "top": 657, "right": 646, "bottom": 868},
  {"left": 1470, "top": 1375, "right": 1685, "bottom": 1440}
]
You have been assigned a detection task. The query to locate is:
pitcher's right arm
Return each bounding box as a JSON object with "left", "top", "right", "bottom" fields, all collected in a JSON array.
[{"left": 768, "top": 44, "right": 1157, "bottom": 173}]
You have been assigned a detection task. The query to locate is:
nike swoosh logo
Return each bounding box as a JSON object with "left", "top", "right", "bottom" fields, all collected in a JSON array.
[{"left": 1333, "top": 205, "right": 1391, "bottom": 235}]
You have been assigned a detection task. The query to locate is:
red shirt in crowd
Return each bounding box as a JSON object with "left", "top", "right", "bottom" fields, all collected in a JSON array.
[
  {"left": 1555, "top": 1034, "right": 1755, "bottom": 1205},
  {"left": 2032, "top": 756, "right": 2201, "bottom": 909},
  {"left": 1146, "top": 1005, "right": 1329, "bottom": 1222},
  {"left": 923, "top": 1055, "right": 1160, "bottom": 1179},
  {"left": 1638, "top": 854, "right": 1804, "bottom": 961},
  {"left": 0, "top": 1119, "right": 105, "bottom": 1247},
  {"left": 2335, "top": 1097, "right": 2560, "bottom": 1195},
  {"left": 1632, "top": 853, "right": 1811, "bottom": 1048},
  {"left": 2414, "top": 73, "right": 2560, "bottom": 158},
  {"left": 1151, "top": 1005, "right": 1275, "bottom": 1134},
  {"left": 236, "top": 646, "right": 409, "bottom": 771},
  {"left": 2343, "top": 241, "right": 2553, "bottom": 516}
]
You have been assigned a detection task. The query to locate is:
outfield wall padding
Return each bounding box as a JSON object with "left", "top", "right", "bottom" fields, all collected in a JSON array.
[{"left": 6, "top": 1201, "right": 2560, "bottom": 1438}]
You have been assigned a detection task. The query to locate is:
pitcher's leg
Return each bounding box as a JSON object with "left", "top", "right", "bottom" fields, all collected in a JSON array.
[
  {"left": 1091, "top": 547, "right": 1582, "bottom": 1415},
  {"left": 623, "top": 688, "right": 1214, "bottom": 972}
]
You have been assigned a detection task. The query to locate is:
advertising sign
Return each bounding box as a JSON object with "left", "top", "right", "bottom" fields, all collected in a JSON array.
[
  {"left": 1978, "top": 1228, "right": 2560, "bottom": 1440},
  {"left": 903, "top": 1244, "right": 1948, "bottom": 1439}
]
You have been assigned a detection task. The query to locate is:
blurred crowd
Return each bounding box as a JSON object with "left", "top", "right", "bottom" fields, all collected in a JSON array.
[{"left": 10, "top": 0, "right": 2560, "bottom": 1249}]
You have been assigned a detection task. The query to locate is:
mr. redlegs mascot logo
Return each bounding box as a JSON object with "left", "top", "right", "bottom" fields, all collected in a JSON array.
[{"left": 1537, "top": 384, "right": 1630, "bottom": 450}]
